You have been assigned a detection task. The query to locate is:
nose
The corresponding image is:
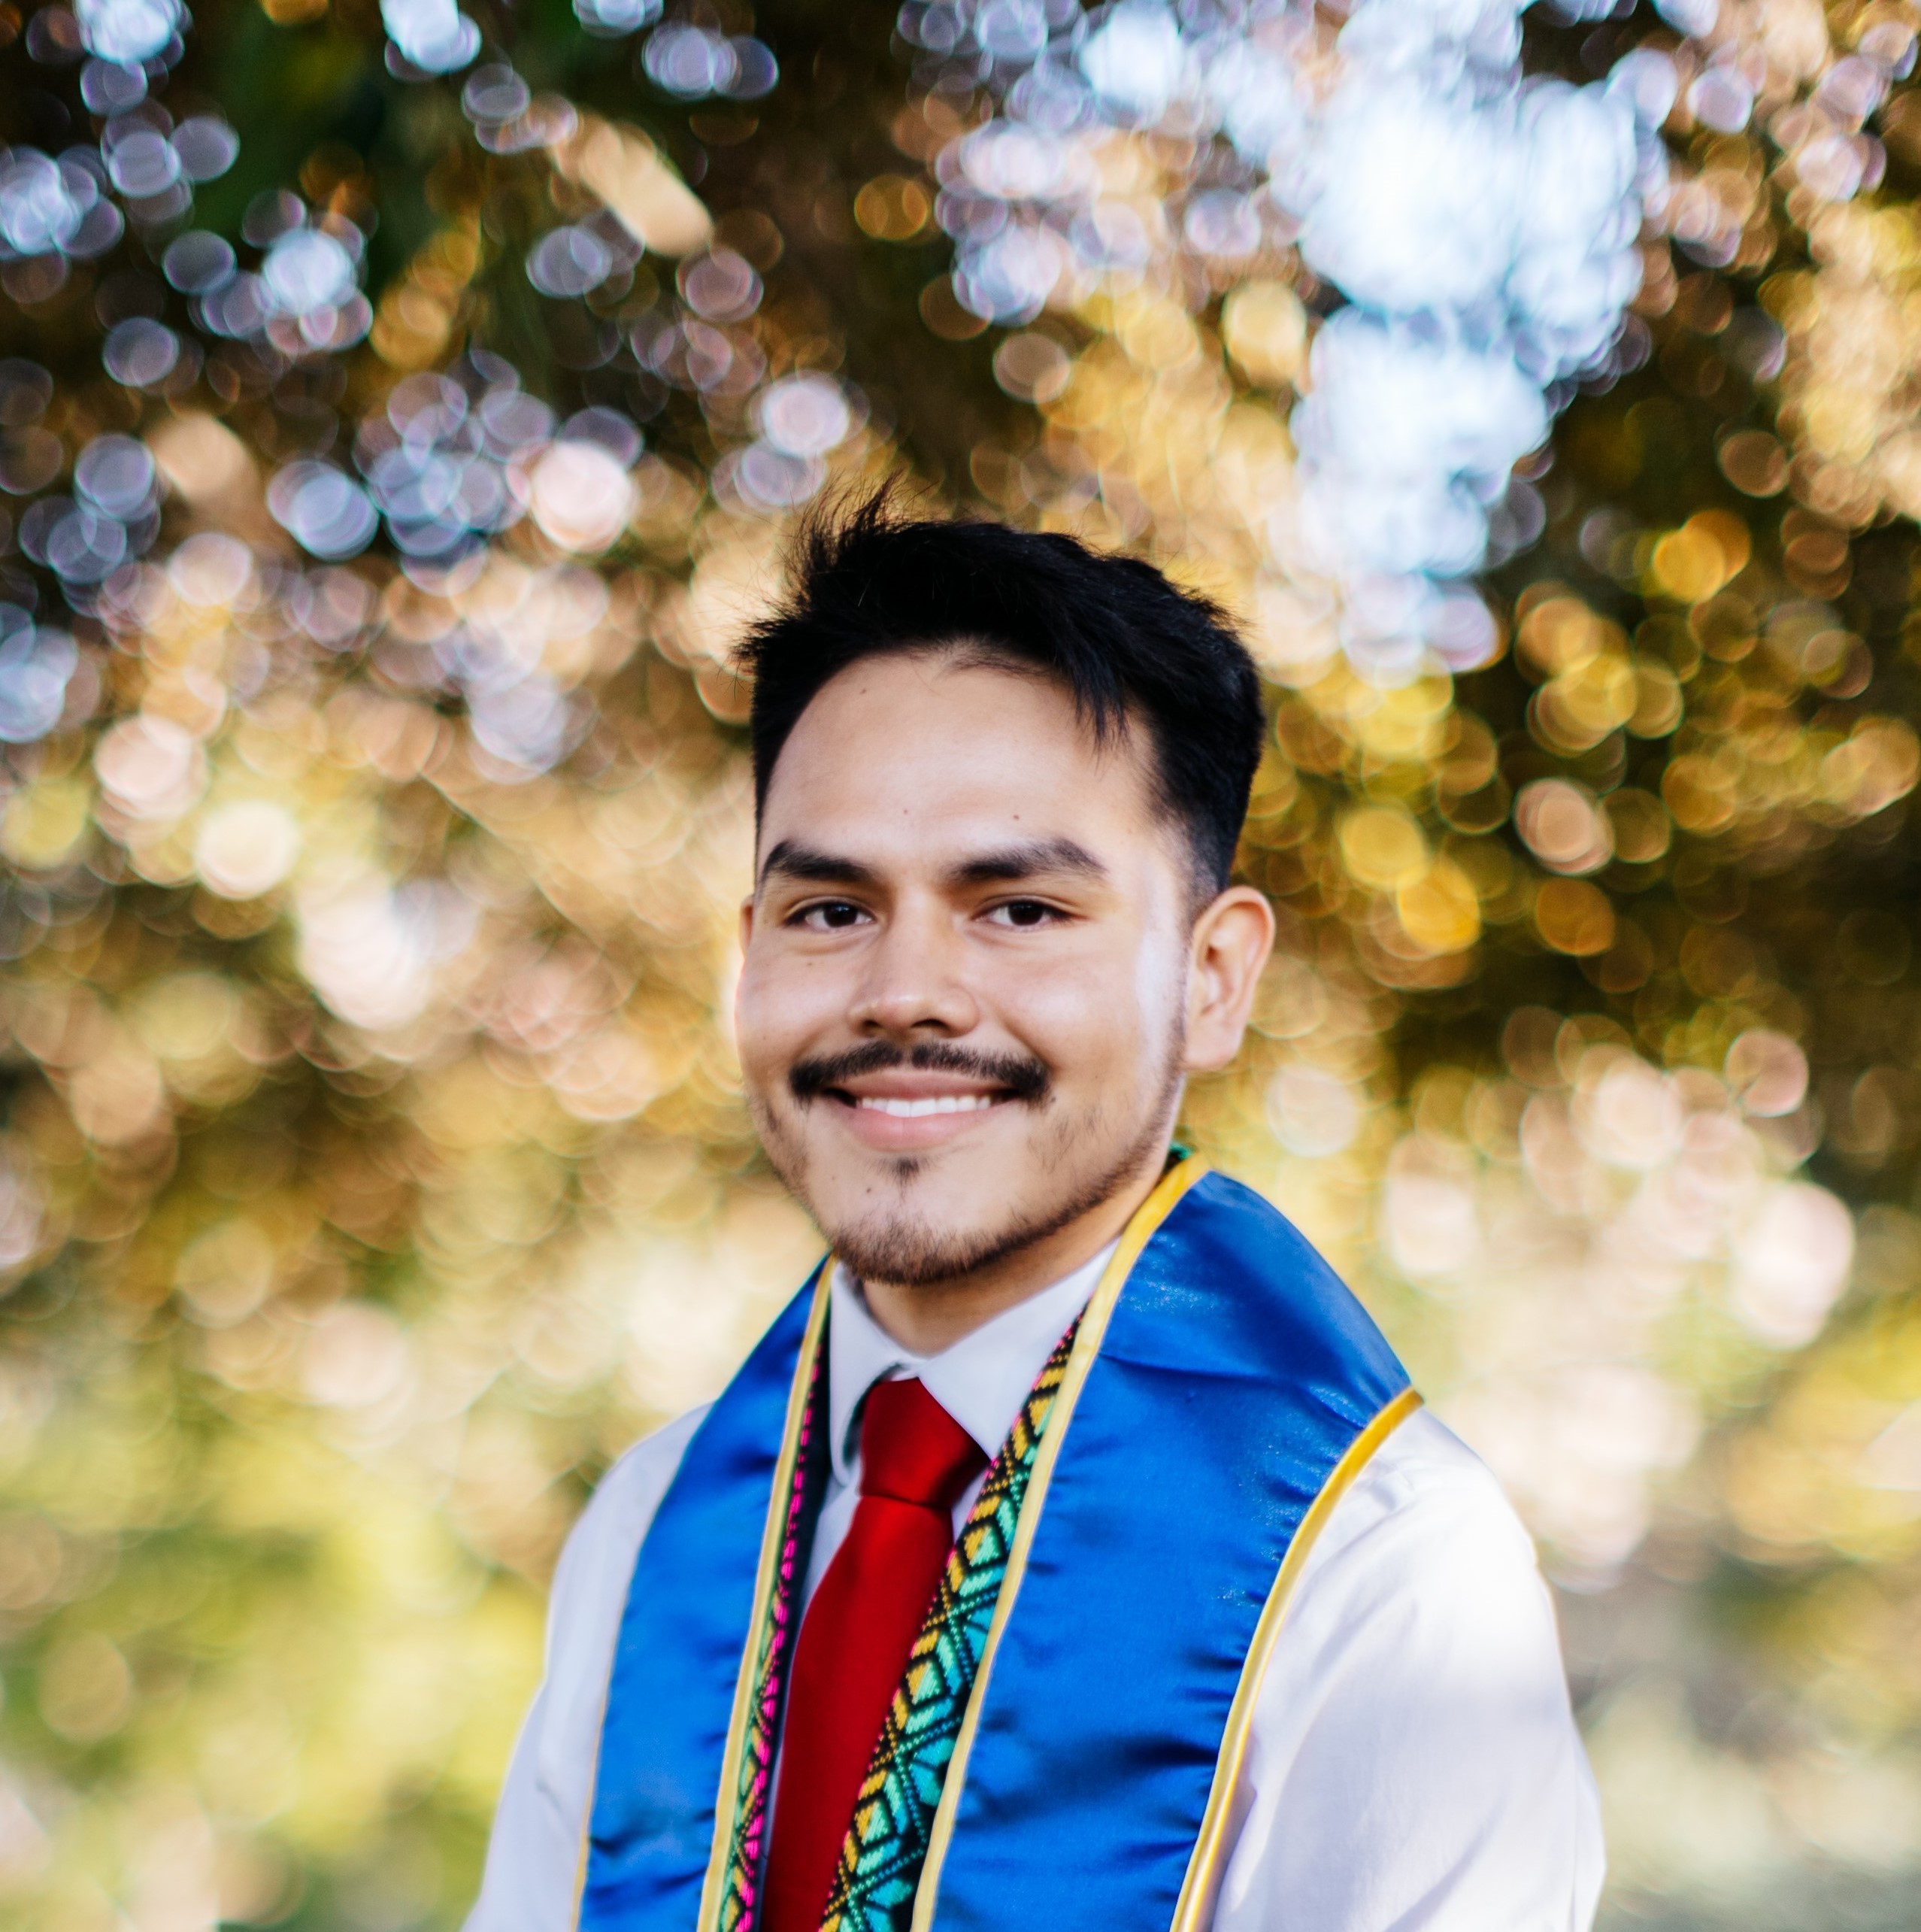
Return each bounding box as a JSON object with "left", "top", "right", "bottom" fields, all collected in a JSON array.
[{"left": 847, "top": 896, "right": 980, "bottom": 1040}]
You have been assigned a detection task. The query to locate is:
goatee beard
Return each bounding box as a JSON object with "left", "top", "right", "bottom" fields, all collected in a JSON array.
[
  {"left": 829, "top": 1103, "right": 1174, "bottom": 1286},
  {"left": 753, "top": 1031, "right": 1186, "bottom": 1291}
]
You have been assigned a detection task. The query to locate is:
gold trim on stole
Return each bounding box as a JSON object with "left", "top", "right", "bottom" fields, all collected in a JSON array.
[
  {"left": 907, "top": 1153, "right": 1213, "bottom": 1932},
  {"left": 1165, "top": 1383, "right": 1425, "bottom": 1932},
  {"left": 690, "top": 1267, "right": 834, "bottom": 1930}
]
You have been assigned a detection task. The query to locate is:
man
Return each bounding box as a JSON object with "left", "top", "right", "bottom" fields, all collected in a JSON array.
[{"left": 468, "top": 502, "right": 1604, "bottom": 1932}]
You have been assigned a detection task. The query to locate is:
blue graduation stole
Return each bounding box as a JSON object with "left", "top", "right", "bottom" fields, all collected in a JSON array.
[{"left": 577, "top": 1157, "right": 1417, "bottom": 1932}]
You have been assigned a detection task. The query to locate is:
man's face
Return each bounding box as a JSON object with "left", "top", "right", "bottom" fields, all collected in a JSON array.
[{"left": 735, "top": 651, "right": 1197, "bottom": 1288}]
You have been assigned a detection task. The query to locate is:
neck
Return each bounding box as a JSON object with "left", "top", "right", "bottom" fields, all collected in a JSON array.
[{"left": 859, "top": 1142, "right": 1174, "bottom": 1355}]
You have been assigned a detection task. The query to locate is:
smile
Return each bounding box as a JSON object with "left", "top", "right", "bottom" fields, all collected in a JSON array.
[
  {"left": 853, "top": 1094, "right": 1000, "bottom": 1118},
  {"left": 819, "top": 1074, "right": 1020, "bottom": 1151}
]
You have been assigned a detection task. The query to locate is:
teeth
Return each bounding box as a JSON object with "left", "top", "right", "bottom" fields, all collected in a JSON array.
[{"left": 856, "top": 1094, "right": 998, "bottom": 1118}]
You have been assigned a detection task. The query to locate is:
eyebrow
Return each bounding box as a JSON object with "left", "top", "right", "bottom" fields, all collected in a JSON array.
[
  {"left": 756, "top": 836, "right": 1110, "bottom": 892},
  {"left": 945, "top": 838, "right": 1110, "bottom": 887},
  {"left": 759, "top": 841, "right": 883, "bottom": 889}
]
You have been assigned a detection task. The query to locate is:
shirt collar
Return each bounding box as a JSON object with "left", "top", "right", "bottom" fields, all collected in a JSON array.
[{"left": 826, "top": 1241, "right": 1118, "bottom": 1487}]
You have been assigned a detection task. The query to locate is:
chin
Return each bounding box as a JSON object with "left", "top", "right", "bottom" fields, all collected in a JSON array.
[
  {"left": 812, "top": 1164, "right": 998, "bottom": 1277},
  {"left": 825, "top": 1208, "right": 1032, "bottom": 1289}
]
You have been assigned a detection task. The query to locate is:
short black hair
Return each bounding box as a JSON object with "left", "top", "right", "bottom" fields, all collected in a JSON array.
[{"left": 737, "top": 493, "right": 1267, "bottom": 894}]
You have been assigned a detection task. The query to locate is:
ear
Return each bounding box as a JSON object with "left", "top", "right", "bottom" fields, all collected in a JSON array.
[{"left": 1181, "top": 886, "right": 1277, "bottom": 1075}]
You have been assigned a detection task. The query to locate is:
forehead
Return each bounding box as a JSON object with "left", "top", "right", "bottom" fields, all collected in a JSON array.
[{"left": 759, "top": 652, "right": 1162, "bottom": 863}]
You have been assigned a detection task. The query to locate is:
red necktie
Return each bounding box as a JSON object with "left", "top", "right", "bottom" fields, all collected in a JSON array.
[{"left": 762, "top": 1377, "right": 987, "bottom": 1932}]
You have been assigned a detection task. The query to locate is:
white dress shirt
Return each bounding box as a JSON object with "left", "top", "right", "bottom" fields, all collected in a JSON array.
[{"left": 467, "top": 1254, "right": 1604, "bottom": 1932}]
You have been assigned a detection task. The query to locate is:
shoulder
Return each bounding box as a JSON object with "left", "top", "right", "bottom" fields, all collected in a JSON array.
[
  {"left": 467, "top": 1400, "right": 720, "bottom": 1932},
  {"left": 1247, "top": 1403, "right": 1583, "bottom": 1785},
  {"left": 1289, "top": 1405, "right": 1559, "bottom": 1664},
  {"left": 577, "top": 1406, "right": 714, "bottom": 1548},
  {"left": 524, "top": 1404, "right": 714, "bottom": 1794},
  {"left": 1332, "top": 1406, "right": 1534, "bottom": 1551},
  {"left": 551, "top": 1403, "right": 714, "bottom": 1624},
  {"left": 1224, "top": 1409, "right": 1603, "bottom": 1927},
  {"left": 536, "top": 1403, "right": 713, "bottom": 1711},
  {"left": 1312, "top": 1406, "right": 1541, "bottom": 1576}
]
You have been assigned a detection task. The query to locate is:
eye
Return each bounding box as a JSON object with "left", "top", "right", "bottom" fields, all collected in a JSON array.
[
  {"left": 795, "top": 899, "right": 871, "bottom": 931},
  {"left": 986, "top": 899, "right": 1063, "bottom": 929}
]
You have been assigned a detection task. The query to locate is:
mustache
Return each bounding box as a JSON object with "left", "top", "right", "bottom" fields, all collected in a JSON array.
[{"left": 788, "top": 1040, "right": 1050, "bottom": 1106}]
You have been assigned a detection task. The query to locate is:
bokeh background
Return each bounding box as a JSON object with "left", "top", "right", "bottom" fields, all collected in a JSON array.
[{"left": 1, "top": 0, "right": 1919, "bottom": 1925}]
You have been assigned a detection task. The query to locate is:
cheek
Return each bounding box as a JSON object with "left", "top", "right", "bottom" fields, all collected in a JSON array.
[
  {"left": 995, "top": 942, "right": 1162, "bottom": 1072},
  {"left": 734, "top": 945, "right": 855, "bottom": 1076},
  {"left": 732, "top": 957, "right": 803, "bottom": 1084},
  {"left": 1134, "top": 934, "right": 1186, "bottom": 1046}
]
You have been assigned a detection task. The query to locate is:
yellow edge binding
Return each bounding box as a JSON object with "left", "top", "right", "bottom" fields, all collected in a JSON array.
[
  {"left": 1166, "top": 1382, "right": 1424, "bottom": 1932},
  {"left": 908, "top": 1154, "right": 1211, "bottom": 1932},
  {"left": 564, "top": 1266, "right": 832, "bottom": 1932},
  {"left": 687, "top": 1266, "right": 834, "bottom": 1931}
]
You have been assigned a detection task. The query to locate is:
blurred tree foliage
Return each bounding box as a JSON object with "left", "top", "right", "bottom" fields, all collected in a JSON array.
[{"left": 2, "top": 0, "right": 1921, "bottom": 1926}]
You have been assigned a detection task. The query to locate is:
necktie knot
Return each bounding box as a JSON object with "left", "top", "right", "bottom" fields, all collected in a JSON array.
[{"left": 859, "top": 1377, "right": 986, "bottom": 1512}]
